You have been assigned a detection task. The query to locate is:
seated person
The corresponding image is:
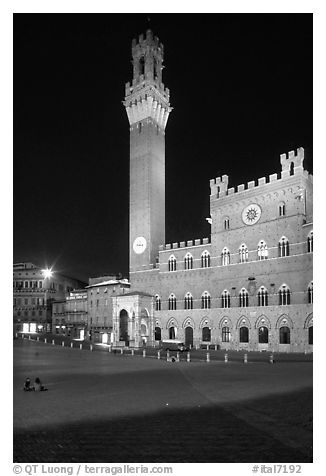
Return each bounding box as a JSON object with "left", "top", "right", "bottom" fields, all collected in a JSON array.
[
  {"left": 23, "top": 378, "right": 33, "bottom": 391},
  {"left": 34, "top": 377, "right": 48, "bottom": 391}
]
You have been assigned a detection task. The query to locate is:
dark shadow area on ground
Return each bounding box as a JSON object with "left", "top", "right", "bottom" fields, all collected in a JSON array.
[{"left": 14, "top": 388, "right": 312, "bottom": 463}]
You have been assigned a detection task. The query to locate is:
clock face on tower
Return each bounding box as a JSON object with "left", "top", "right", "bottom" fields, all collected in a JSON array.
[
  {"left": 133, "top": 236, "right": 147, "bottom": 254},
  {"left": 242, "top": 204, "right": 262, "bottom": 225}
]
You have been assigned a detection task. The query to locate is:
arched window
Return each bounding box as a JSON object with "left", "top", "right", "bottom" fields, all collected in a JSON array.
[
  {"left": 258, "top": 286, "right": 268, "bottom": 306},
  {"left": 201, "top": 250, "right": 210, "bottom": 268},
  {"left": 279, "top": 236, "right": 290, "bottom": 257},
  {"left": 278, "top": 284, "right": 291, "bottom": 305},
  {"left": 221, "top": 247, "right": 230, "bottom": 266},
  {"left": 308, "top": 326, "right": 313, "bottom": 345},
  {"left": 221, "top": 290, "right": 230, "bottom": 308},
  {"left": 184, "top": 253, "right": 193, "bottom": 270},
  {"left": 307, "top": 231, "right": 313, "bottom": 253},
  {"left": 239, "top": 327, "right": 249, "bottom": 343},
  {"left": 168, "top": 255, "right": 177, "bottom": 272},
  {"left": 239, "top": 288, "right": 249, "bottom": 307},
  {"left": 155, "top": 295, "right": 161, "bottom": 311},
  {"left": 279, "top": 202, "right": 286, "bottom": 217},
  {"left": 224, "top": 217, "right": 230, "bottom": 230},
  {"left": 154, "top": 327, "right": 161, "bottom": 341},
  {"left": 258, "top": 326, "right": 269, "bottom": 343},
  {"left": 168, "top": 293, "right": 177, "bottom": 310},
  {"left": 222, "top": 326, "right": 231, "bottom": 342},
  {"left": 202, "top": 327, "right": 211, "bottom": 342},
  {"left": 184, "top": 292, "right": 193, "bottom": 310},
  {"left": 239, "top": 244, "right": 249, "bottom": 263},
  {"left": 257, "top": 240, "right": 268, "bottom": 260},
  {"left": 201, "top": 291, "right": 211, "bottom": 309},
  {"left": 279, "top": 326, "right": 290, "bottom": 344},
  {"left": 169, "top": 326, "right": 176, "bottom": 339},
  {"left": 308, "top": 282, "right": 313, "bottom": 304}
]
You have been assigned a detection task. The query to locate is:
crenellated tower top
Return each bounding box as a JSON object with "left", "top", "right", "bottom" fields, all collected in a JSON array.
[{"left": 123, "top": 29, "right": 172, "bottom": 131}]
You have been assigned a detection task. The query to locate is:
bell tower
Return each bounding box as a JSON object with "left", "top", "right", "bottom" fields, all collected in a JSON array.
[{"left": 124, "top": 30, "right": 172, "bottom": 272}]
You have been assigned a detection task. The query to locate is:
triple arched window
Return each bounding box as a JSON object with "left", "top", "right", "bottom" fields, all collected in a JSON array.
[
  {"left": 168, "top": 255, "right": 177, "bottom": 272},
  {"left": 184, "top": 253, "right": 193, "bottom": 270},
  {"left": 278, "top": 284, "right": 291, "bottom": 305},
  {"left": 221, "top": 247, "right": 230, "bottom": 266},
  {"left": 201, "top": 291, "right": 211, "bottom": 309},
  {"left": 239, "top": 244, "right": 249, "bottom": 263},
  {"left": 201, "top": 250, "right": 211, "bottom": 268},
  {"left": 279, "top": 236, "right": 290, "bottom": 257},
  {"left": 184, "top": 292, "right": 193, "bottom": 310},
  {"left": 258, "top": 286, "right": 268, "bottom": 306},
  {"left": 168, "top": 293, "right": 177, "bottom": 310},
  {"left": 257, "top": 240, "right": 268, "bottom": 260},
  {"left": 221, "top": 290, "right": 230, "bottom": 308},
  {"left": 239, "top": 288, "right": 249, "bottom": 307}
]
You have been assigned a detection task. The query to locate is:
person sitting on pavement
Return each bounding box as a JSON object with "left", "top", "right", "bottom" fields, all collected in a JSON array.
[
  {"left": 34, "top": 377, "right": 48, "bottom": 391},
  {"left": 23, "top": 378, "right": 34, "bottom": 391}
]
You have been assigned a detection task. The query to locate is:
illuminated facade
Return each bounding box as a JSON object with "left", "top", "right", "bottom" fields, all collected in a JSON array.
[
  {"left": 112, "top": 30, "right": 313, "bottom": 352},
  {"left": 13, "top": 262, "right": 85, "bottom": 334}
]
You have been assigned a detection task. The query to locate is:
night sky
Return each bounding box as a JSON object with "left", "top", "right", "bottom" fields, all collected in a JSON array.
[{"left": 14, "top": 13, "right": 312, "bottom": 282}]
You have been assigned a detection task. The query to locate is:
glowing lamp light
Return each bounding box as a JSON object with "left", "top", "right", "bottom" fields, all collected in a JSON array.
[{"left": 42, "top": 268, "right": 53, "bottom": 278}]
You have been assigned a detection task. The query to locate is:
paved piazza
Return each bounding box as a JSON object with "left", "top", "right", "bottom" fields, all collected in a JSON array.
[{"left": 13, "top": 340, "right": 312, "bottom": 463}]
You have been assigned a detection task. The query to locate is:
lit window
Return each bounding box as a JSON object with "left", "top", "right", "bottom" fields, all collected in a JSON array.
[
  {"left": 239, "top": 244, "right": 249, "bottom": 263},
  {"left": 239, "top": 288, "right": 249, "bottom": 307},
  {"left": 201, "top": 291, "right": 211, "bottom": 309},
  {"left": 258, "top": 286, "right": 268, "bottom": 306},
  {"left": 222, "top": 326, "right": 230, "bottom": 342},
  {"left": 257, "top": 240, "right": 268, "bottom": 260},
  {"left": 184, "top": 253, "right": 193, "bottom": 270},
  {"left": 221, "top": 290, "right": 230, "bottom": 308},
  {"left": 201, "top": 250, "right": 210, "bottom": 268},
  {"left": 279, "top": 236, "right": 290, "bottom": 257},
  {"left": 221, "top": 247, "right": 230, "bottom": 266},
  {"left": 184, "top": 292, "right": 193, "bottom": 310}
]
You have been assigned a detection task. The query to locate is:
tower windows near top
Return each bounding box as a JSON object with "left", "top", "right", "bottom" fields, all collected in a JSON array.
[
  {"left": 139, "top": 56, "right": 145, "bottom": 76},
  {"left": 278, "top": 236, "right": 290, "bottom": 257},
  {"left": 279, "top": 202, "right": 286, "bottom": 217},
  {"left": 223, "top": 217, "right": 230, "bottom": 230}
]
